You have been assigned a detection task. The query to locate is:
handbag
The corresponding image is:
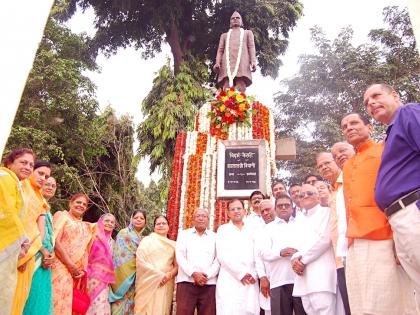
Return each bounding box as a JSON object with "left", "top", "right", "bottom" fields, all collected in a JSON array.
[{"left": 72, "top": 272, "right": 91, "bottom": 314}]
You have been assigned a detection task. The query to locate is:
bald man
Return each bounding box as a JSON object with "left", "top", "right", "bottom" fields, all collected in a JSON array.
[{"left": 331, "top": 142, "right": 355, "bottom": 170}]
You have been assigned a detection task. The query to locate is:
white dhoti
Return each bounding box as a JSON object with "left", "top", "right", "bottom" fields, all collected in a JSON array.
[
  {"left": 216, "top": 268, "right": 259, "bottom": 315},
  {"left": 389, "top": 201, "right": 420, "bottom": 311},
  {"left": 346, "top": 238, "right": 417, "bottom": 315},
  {"left": 301, "top": 292, "right": 336, "bottom": 315}
]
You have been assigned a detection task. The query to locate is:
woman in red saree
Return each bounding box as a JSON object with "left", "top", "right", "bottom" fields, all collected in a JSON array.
[
  {"left": 52, "top": 193, "right": 95, "bottom": 315},
  {"left": 86, "top": 213, "right": 116, "bottom": 315}
]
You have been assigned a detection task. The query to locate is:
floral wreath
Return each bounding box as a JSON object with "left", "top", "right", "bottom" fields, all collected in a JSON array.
[{"left": 208, "top": 87, "right": 255, "bottom": 139}]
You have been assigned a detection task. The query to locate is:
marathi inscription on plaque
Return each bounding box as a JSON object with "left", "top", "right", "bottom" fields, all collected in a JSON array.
[
  {"left": 217, "top": 139, "right": 267, "bottom": 198},
  {"left": 224, "top": 148, "right": 259, "bottom": 190}
]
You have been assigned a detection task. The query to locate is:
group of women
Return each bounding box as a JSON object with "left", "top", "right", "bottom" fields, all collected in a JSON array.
[{"left": 1, "top": 147, "right": 178, "bottom": 315}]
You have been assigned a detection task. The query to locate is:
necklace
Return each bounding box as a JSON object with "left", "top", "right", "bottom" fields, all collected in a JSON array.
[{"left": 226, "top": 28, "right": 244, "bottom": 88}]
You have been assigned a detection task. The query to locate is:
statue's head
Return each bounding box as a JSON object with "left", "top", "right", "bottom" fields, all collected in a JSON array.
[{"left": 230, "top": 11, "right": 243, "bottom": 28}]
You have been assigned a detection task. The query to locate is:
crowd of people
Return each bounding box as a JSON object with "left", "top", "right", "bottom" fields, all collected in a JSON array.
[{"left": 0, "top": 82, "right": 419, "bottom": 315}]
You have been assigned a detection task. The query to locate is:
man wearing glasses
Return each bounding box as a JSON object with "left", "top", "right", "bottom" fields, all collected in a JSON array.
[
  {"left": 261, "top": 194, "right": 306, "bottom": 315},
  {"left": 290, "top": 184, "right": 337, "bottom": 315}
]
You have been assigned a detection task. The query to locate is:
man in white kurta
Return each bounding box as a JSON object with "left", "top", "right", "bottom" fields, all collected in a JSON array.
[
  {"left": 254, "top": 200, "right": 276, "bottom": 315},
  {"left": 262, "top": 194, "right": 306, "bottom": 315},
  {"left": 291, "top": 184, "right": 337, "bottom": 315},
  {"left": 216, "top": 199, "right": 260, "bottom": 315}
]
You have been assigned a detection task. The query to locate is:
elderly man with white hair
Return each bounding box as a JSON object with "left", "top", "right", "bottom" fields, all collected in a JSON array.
[{"left": 291, "top": 184, "right": 337, "bottom": 315}]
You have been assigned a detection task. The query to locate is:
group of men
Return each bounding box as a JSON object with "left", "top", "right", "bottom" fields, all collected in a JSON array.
[{"left": 174, "top": 83, "right": 420, "bottom": 315}]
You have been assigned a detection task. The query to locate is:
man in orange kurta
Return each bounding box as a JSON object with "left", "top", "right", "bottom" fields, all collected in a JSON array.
[{"left": 341, "top": 113, "right": 415, "bottom": 315}]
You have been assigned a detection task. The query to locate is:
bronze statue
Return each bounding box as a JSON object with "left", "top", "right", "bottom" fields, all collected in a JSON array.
[{"left": 213, "top": 11, "right": 257, "bottom": 92}]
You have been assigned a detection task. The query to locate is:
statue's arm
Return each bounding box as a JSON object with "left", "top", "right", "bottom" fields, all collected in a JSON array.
[
  {"left": 247, "top": 30, "right": 257, "bottom": 71},
  {"left": 214, "top": 33, "right": 226, "bottom": 72}
]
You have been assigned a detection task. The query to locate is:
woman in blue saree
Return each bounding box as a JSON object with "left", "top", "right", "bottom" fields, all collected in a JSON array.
[{"left": 110, "top": 209, "right": 146, "bottom": 314}]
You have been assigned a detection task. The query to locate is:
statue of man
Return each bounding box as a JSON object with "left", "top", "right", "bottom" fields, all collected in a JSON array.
[{"left": 213, "top": 11, "right": 257, "bottom": 92}]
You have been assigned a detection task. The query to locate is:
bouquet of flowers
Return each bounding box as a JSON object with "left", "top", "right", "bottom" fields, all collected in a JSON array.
[{"left": 208, "top": 87, "right": 255, "bottom": 138}]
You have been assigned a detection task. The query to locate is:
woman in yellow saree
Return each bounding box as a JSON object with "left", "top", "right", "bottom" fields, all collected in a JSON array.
[
  {"left": 11, "top": 161, "right": 51, "bottom": 315},
  {"left": 135, "top": 215, "right": 177, "bottom": 315},
  {"left": 52, "top": 193, "right": 95, "bottom": 315},
  {"left": 0, "top": 148, "right": 34, "bottom": 315}
]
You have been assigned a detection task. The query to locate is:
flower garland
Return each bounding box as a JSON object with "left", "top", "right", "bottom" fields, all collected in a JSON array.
[
  {"left": 226, "top": 28, "right": 245, "bottom": 87},
  {"left": 167, "top": 132, "right": 186, "bottom": 240},
  {"left": 168, "top": 100, "right": 277, "bottom": 238},
  {"left": 208, "top": 87, "right": 255, "bottom": 139}
]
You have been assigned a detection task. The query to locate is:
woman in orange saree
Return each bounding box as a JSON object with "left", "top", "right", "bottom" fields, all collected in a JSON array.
[
  {"left": 135, "top": 215, "right": 177, "bottom": 315},
  {"left": 52, "top": 193, "right": 95, "bottom": 315}
]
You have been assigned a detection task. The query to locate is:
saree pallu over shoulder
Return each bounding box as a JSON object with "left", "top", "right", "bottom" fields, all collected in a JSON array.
[
  {"left": 135, "top": 233, "right": 176, "bottom": 315},
  {"left": 110, "top": 226, "right": 142, "bottom": 315},
  {"left": 11, "top": 178, "right": 48, "bottom": 315},
  {"left": 23, "top": 211, "right": 54, "bottom": 315},
  {"left": 52, "top": 211, "right": 94, "bottom": 315},
  {"left": 0, "top": 167, "right": 26, "bottom": 262}
]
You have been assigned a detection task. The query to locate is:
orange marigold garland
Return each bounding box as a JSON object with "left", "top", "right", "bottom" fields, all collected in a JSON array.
[
  {"left": 167, "top": 132, "right": 186, "bottom": 239},
  {"left": 184, "top": 154, "right": 203, "bottom": 228}
]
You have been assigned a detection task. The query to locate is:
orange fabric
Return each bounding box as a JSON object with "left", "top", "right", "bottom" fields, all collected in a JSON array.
[
  {"left": 343, "top": 139, "right": 392, "bottom": 240},
  {"left": 52, "top": 211, "right": 95, "bottom": 315}
]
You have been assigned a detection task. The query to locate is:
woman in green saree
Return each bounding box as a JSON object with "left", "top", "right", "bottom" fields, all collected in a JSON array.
[
  {"left": 23, "top": 176, "right": 57, "bottom": 315},
  {"left": 110, "top": 209, "right": 146, "bottom": 314}
]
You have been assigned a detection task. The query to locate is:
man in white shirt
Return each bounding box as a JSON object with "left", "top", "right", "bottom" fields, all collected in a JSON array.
[
  {"left": 176, "top": 208, "right": 220, "bottom": 315},
  {"left": 216, "top": 199, "right": 260, "bottom": 315},
  {"left": 255, "top": 200, "right": 276, "bottom": 315},
  {"left": 246, "top": 190, "right": 266, "bottom": 230},
  {"left": 291, "top": 184, "right": 337, "bottom": 315},
  {"left": 261, "top": 194, "right": 306, "bottom": 315}
]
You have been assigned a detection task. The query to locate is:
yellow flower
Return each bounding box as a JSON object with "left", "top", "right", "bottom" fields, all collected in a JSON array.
[
  {"left": 219, "top": 104, "right": 226, "bottom": 112},
  {"left": 227, "top": 90, "right": 235, "bottom": 97},
  {"left": 236, "top": 94, "right": 244, "bottom": 102},
  {"left": 221, "top": 96, "right": 229, "bottom": 102},
  {"left": 238, "top": 103, "right": 246, "bottom": 111}
]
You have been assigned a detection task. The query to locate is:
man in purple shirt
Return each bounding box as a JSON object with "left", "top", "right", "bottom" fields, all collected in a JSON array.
[{"left": 363, "top": 83, "right": 420, "bottom": 301}]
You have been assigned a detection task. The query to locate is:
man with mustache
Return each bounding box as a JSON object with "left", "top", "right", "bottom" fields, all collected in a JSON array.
[{"left": 340, "top": 112, "right": 415, "bottom": 314}]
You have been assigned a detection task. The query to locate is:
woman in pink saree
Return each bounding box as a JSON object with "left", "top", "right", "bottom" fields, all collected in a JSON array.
[
  {"left": 52, "top": 193, "right": 95, "bottom": 315},
  {"left": 86, "top": 213, "right": 116, "bottom": 315}
]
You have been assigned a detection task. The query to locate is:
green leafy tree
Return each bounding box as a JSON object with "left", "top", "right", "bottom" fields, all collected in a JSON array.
[
  {"left": 274, "top": 6, "right": 420, "bottom": 182},
  {"left": 62, "top": 0, "right": 304, "bottom": 204},
  {"left": 5, "top": 8, "right": 142, "bottom": 228}
]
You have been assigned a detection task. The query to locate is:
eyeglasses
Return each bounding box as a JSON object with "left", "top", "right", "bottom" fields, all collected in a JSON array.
[
  {"left": 299, "top": 191, "right": 316, "bottom": 198},
  {"left": 276, "top": 203, "right": 292, "bottom": 209},
  {"left": 228, "top": 207, "right": 243, "bottom": 212}
]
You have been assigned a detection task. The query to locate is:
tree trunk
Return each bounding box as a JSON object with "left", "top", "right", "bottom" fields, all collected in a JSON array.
[{"left": 167, "top": 17, "right": 184, "bottom": 75}]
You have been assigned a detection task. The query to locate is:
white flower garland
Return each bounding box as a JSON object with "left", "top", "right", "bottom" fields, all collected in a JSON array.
[{"left": 226, "top": 28, "right": 245, "bottom": 88}]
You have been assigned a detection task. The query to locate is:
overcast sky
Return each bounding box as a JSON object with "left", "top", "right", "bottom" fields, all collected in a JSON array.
[{"left": 66, "top": 0, "right": 406, "bottom": 185}]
